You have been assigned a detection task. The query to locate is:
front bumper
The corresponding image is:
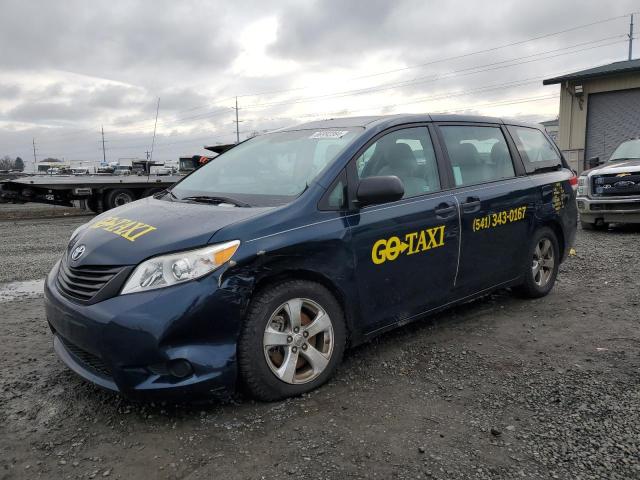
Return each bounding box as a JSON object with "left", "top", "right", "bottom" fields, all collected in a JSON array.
[
  {"left": 44, "top": 261, "right": 250, "bottom": 400},
  {"left": 576, "top": 196, "right": 640, "bottom": 224}
]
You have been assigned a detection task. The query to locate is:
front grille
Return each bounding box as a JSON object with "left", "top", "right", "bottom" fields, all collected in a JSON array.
[
  {"left": 592, "top": 173, "right": 640, "bottom": 197},
  {"left": 58, "top": 335, "right": 112, "bottom": 379},
  {"left": 57, "top": 261, "right": 121, "bottom": 302},
  {"left": 591, "top": 202, "right": 640, "bottom": 211}
]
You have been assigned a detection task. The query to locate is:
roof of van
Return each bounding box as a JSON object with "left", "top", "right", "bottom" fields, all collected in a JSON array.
[{"left": 282, "top": 114, "right": 537, "bottom": 131}]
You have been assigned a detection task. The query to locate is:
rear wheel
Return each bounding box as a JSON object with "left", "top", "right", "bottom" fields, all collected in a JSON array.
[
  {"left": 104, "top": 188, "right": 135, "bottom": 210},
  {"left": 86, "top": 197, "right": 104, "bottom": 214},
  {"left": 238, "top": 280, "right": 346, "bottom": 401},
  {"left": 514, "top": 227, "right": 559, "bottom": 298}
]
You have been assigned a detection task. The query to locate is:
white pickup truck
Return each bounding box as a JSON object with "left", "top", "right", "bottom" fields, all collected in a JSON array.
[{"left": 577, "top": 139, "right": 640, "bottom": 229}]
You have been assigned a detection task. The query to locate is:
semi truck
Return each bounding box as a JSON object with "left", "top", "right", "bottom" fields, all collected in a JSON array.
[{"left": 0, "top": 145, "right": 233, "bottom": 213}]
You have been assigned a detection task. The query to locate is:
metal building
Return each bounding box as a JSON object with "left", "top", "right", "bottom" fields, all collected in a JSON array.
[{"left": 543, "top": 59, "right": 640, "bottom": 173}]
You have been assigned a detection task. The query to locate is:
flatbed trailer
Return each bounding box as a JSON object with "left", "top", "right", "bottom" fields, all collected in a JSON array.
[{"left": 0, "top": 174, "right": 182, "bottom": 213}]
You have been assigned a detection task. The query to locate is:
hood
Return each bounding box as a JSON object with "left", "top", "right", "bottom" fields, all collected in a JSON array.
[
  {"left": 68, "top": 196, "right": 273, "bottom": 266},
  {"left": 585, "top": 159, "right": 640, "bottom": 176}
]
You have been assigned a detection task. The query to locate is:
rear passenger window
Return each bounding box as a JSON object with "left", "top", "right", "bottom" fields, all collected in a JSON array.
[
  {"left": 508, "top": 126, "right": 561, "bottom": 173},
  {"left": 440, "top": 126, "right": 515, "bottom": 186},
  {"left": 356, "top": 127, "right": 440, "bottom": 198}
]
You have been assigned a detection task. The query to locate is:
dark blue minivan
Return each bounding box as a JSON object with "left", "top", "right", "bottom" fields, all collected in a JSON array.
[{"left": 44, "top": 114, "right": 577, "bottom": 401}]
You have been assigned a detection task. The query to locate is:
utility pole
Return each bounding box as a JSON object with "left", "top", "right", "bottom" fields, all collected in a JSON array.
[
  {"left": 32, "top": 138, "right": 37, "bottom": 172},
  {"left": 149, "top": 97, "right": 160, "bottom": 162},
  {"left": 629, "top": 13, "right": 635, "bottom": 61},
  {"left": 234, "top": 96, "right": 240, "bottom": 144},
  {"left": 101, "top": 125, "right": 107, "bottom": 164}
]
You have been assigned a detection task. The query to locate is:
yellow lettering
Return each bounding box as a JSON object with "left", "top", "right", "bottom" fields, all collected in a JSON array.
[
  {"left": 405, "top": 232, "right": 419, "bottom": 255},
  {"left": 104, "top": 218, "right": 134, "bottom": 232},
  {"left": 120, "top": 223, "right": 156, "bottom": 242},
  {"left": 371, "top": 225, "right": 446, "bottom": 264},
  {"left": 385, "top": 236, "right": 402, "bottom": 261},
  {"left": 438, "top": 225, "right": 445, "bottom": 246},
  {"left": 425, "top": 227, "right": 439, "bottom": 250},
  {"left": 90, "top": 216, "right": 119, "bottom": 229},
  {"left": 416, "top": 230, "right": 427, "bottom": 252},
  {"left": 371, "top": 239, "right": 387, "bottom": 264}
]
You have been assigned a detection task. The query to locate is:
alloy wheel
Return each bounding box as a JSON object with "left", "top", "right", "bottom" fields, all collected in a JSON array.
[
  {"left": 532, "top": 238, "right": 555, "bottom": 287},
  {"left": 263, "top": 298, "right": 334, "bottom": 384}
]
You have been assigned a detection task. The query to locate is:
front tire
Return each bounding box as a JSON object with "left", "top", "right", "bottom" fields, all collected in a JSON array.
[
  {"left": 238, "top": 280, "right": 346, "bottom": 401},
  {"left": 514, "top": 227, "right": 560, "bottom": 299}
]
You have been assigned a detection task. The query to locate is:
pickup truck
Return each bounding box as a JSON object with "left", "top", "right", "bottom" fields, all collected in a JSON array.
[{"left": 577, "top": 139, "right": 640, "bottom": 229}]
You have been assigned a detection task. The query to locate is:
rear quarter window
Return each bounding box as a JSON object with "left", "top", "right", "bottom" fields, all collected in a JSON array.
[{"left": 507, "top": 126, "right": 562, "bottom": 173}]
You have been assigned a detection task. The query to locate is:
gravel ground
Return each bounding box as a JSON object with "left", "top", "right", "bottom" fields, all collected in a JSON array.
[
  {"left": 0, "top": 211, "right": 90, "bottom": 283},
  {"left": 0, "top": 203, "right": 92, "bottom": 221},
  {"left": 0, "top": 218, "right": 638, "bottom": 480}
]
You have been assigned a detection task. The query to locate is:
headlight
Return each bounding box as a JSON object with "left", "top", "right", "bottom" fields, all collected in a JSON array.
[
  {"left": 577, "top": 176, "right": 587, "bottom": 196},
  {"left": 120, "top": 241, "right": 240, "bottom": 295}
]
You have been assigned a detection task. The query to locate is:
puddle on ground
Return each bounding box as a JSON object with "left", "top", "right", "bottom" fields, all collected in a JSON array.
[{"left": 0, "top": 279, "right": 44, "bottom": 303}]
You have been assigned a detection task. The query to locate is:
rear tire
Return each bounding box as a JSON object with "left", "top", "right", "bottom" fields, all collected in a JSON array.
[
  {"left": 514, "top": 227, "right": 560, "bottom": 299},
  {"left": 104, "top": 189, "right": 135, "bottom": 210},
  {"left": 238, "top": 280, "right": 346, "bottom": 401},
  {"left": 86, "top": 197, "right": 104, "bottom": 214}
]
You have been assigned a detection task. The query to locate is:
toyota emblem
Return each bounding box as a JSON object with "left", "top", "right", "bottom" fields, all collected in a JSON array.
[{"left": 71, "top": 244, "right": 86, "bottom": 261}]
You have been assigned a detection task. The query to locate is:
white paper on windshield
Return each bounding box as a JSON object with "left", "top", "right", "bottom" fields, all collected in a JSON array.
[{"left": 309, "top": 130, "right": 349, "bottom": 139}]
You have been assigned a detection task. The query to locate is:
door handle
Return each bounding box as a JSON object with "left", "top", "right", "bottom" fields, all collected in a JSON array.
[
  {"left": 462, "top": 196, "right": 481, "bottom": 213},
  {"left": 435, "top": 203, "right": 456, "bottom": 219}
]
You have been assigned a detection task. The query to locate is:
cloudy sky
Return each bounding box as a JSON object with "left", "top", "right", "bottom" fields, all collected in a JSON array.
[{"left": 0, "top": 0, "right": 637, "bottom": 168}]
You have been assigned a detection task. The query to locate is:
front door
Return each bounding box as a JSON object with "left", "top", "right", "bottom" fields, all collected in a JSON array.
[{"left": 347, "top": 126, "right": 460, "bottom": 334}]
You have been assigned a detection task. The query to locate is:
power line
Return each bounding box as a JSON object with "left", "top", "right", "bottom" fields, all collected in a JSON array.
[
  {"left": 233, "top": 13, "right": 632, "bottom": 98},
  {"left": 240, "top": 37, "right": 628, "bottom": 110}
]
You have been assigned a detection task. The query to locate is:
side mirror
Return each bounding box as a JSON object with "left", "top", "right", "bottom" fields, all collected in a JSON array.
[
  {"left": 356, "top": 176, "right": 404, "bottom": 207},
  {"left": 587, "top": 156, "right": 602, "bottom": 169}
]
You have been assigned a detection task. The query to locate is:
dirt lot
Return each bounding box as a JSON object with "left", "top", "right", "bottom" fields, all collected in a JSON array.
[{"left": 0, "top": 208, "right": 638, "bottom": 480}]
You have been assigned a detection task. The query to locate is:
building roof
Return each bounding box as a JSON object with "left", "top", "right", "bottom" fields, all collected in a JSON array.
[{"left": 543, "top": 58, "right": 640, "bottom": 85}]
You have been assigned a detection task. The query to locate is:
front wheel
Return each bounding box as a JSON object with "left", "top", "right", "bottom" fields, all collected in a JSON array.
[
  {"left": 104, "top": 188, "right": 135, "bottom": 210},
  {"left": 238, "top": 280, "right": 346, "bottom": 401},
  {"left": 514, "top": 227, "right": 560, "bottom": 298}
]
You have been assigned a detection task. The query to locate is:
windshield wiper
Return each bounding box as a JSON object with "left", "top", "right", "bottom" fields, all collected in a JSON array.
[
  {"left": 180, "top": 195, "right": 250, "bottom": 207},
  {"left": 155, "top": 188, "right": 178, "bottom": 200}
]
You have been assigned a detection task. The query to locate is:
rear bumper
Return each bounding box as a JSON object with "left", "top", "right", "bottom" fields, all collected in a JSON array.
[
  {"left": 577, "top": 196, "right": 640, "bottom": 224},
  {"left": 44, "top": 261, "right": 250, "bottom": 400}
]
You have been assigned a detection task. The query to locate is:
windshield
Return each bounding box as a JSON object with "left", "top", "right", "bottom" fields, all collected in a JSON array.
[
  {"left": 171, "top": 128, "right": 361, "bottom": 206},
  {"left": 610, "top": 139, "right": 640, "bottom": 161}
]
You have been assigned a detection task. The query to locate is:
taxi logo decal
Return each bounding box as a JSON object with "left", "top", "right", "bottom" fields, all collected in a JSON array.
[
  {"left": 372, "top": 225, "right": 445, "bottom": 265},
  {"left": 89, "top": 216, "right": 157, "bottom": 242},
  {"left": 551, "top": 182, "right": 565, "bottom": 212}
]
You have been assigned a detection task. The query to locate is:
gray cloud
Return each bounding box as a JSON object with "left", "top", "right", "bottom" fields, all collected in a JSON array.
[{"left": 0, "top": 83, "right": 21, "bottom": 99}]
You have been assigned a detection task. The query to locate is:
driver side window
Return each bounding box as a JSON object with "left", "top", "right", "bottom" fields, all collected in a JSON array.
[{"left": 356, "top": 127, "right": 440, "bottom": 198}]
